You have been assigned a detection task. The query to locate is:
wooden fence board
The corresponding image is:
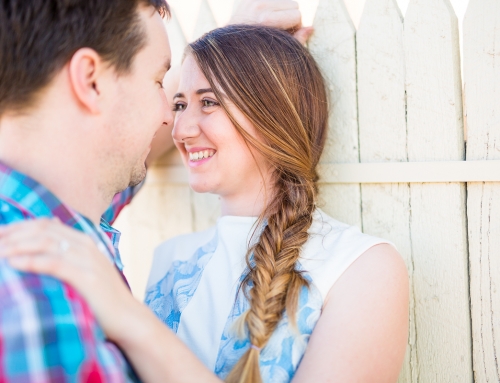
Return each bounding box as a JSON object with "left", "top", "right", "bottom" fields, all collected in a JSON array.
[
  {"left": 116, "top": 2, "right": 500, "bottom": 378},
  {"left": 404, "top": 0, "right": 472, "bottom": 381},
  {"left": 115, "top": 183, "right": 194, "bottom": 299},
  {"left": 165, "top": 10, "right": 187, "bottom": 67},
  {"left": 116, "top": 150, "right": 194, "bottom": 298},
  {"left": 207, "top": 0, "right": 236, "bottom": 27},
  {"left": 309, "top": 0, "right": 362, "bottom": 228},
  {"left": 192, "top": 0, "right": 218, "bottom": 42},
  {"left": 190, "top": 191, "right": 221, "bottom": 232},
  {"left": 464, "top": 0, "right": 500, "bottom": 380},
  {"left": 356, "top": 1, "right": 414, "bottom": 382}
]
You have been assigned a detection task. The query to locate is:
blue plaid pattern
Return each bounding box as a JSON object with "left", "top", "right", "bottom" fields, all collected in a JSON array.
[
  {"left": 0, "top": 162, "right": 139, "bottom": 382},
  {"left": 103, "top": 182, "right": 144, "bottom": 226}
]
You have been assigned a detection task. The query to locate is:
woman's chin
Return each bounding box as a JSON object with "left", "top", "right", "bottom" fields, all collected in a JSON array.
[{"left": 189, "top": 180, "right": 216, "bottom": 194}]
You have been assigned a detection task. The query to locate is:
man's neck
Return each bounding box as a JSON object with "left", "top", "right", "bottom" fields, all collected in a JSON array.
[{"left": 0, "top": 114, "right": 111, "bottom": 224}]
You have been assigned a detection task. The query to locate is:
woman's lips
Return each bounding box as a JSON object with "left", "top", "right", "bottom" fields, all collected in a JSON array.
[{"left": 186, "top": 148, "right": 216, "bottom": 168}]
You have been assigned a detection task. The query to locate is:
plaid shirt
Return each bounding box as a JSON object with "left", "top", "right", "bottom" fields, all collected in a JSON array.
[
  {"left": 0, "top": 162, "right": 140, "bottom": 382},
  {"left": 102, "top": 185, "right": 141, "bottom": 227}
]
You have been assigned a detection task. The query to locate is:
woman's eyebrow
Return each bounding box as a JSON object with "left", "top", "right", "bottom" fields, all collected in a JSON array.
[
  {"left": 173, "top": 89, "right": 216, "bottom": 99},
  {"left": 196, "top": 88, "right": 214, "bottom": 95}
]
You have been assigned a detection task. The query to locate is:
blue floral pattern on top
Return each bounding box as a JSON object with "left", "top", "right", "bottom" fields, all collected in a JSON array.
[
  {"left": 214, "top": 267, "right": 323, "bottom": 383},
  {"left": 145, "top": 228, "right": 324, "bottom": 383},
  {"left": 144, "top": 233, "right": 219, "bottom": 332}
]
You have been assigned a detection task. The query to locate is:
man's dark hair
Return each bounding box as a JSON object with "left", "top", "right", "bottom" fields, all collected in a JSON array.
[{"left": 0, "top": 0, "right": 170, "bottom": 115}]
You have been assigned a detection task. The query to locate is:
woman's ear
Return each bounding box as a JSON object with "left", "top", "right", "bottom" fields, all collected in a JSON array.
[{"left": 68, "top": 48, "right": 103, "bottom": 114}]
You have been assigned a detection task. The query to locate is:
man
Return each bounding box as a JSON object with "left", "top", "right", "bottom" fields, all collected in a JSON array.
[
  {"left": 0, "top": 0, "right": 308, "bottom": 381},
  {"left": 0, "top": 1, "right": 172, "bottom": 380}
]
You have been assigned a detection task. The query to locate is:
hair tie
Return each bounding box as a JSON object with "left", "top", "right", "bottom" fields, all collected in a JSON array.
[{"left": 250, "top": 344, "right": 262, "bottom": 352}]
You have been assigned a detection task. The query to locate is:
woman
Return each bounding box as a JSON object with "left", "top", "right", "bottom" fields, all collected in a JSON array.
[{"left": 0, "top": 25, "right": 409, "bottom": 382}]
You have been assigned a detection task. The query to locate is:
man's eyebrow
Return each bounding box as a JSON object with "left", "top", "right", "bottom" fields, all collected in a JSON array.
[
  {"left": 174, "top": 92, "right": 184, "bottom": 99},
  {"left": 159, "top": 58, "right": 171, "bottom": 74}
]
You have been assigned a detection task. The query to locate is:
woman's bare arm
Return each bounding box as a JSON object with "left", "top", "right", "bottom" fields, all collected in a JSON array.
[
  {"left": 113, "top": 298, "right": 222, "bottom": 383},
  {"left": 292, "top": 244, "right": 409, "bottom": 383},
  {"left": 0, "top": 219, "right": 222, "bottom": 383}
]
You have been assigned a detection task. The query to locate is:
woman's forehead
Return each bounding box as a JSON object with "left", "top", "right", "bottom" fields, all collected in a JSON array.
[{"left": 178, "top": 56, "right": 210, "bottom": 89}]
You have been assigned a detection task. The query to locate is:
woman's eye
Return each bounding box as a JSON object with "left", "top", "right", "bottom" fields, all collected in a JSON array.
[
  {"left": 173, "top": 103, "right": 186, "bottom": 112},
  {"left": 202, "top": 99, "right": 219, "bottom": 108},
  {"left": 157, "top": 81, "right": 164, "bottom": 89}
]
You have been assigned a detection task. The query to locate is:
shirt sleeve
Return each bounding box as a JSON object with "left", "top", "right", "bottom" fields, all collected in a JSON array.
[
  {"left": 102, "top": 181, "right": 145, "bottom": 225},
  {"left": 0, "top": 263, "right": 138, "bottom": 382}
]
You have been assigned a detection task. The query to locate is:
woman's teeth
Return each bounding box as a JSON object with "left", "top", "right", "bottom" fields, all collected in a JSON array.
[{"left": 189, "top": 150, "right": 215, "bottom": 162}]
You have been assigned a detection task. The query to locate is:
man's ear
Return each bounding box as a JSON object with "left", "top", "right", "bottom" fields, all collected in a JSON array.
[{"left": 68, "top": 48, "right": 103, "bottom": 114}]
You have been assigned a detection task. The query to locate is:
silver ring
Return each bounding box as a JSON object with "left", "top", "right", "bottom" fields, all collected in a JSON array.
[{"left": 59, "top": 240, "right": 70, "bottom": 253}]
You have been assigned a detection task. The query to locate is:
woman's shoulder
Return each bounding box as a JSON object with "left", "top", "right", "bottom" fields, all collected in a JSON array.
[
  {"left": 147, "top": 226, "right": 217, "bottom": 288},
  {"left": 306, "top": 208, "right": 391, "bottom": 254},
  {"left": 301, "top": 209, "right": 396, "bottom": 302}
]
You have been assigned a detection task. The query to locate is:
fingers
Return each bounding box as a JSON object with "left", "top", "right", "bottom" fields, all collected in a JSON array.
[
  {"left": 256, "top": 0, "right": 299, "bottom": 12},
  {"left": 0, "top": 234, "right": 58, "bottom": 256},
  {"left": 0, "top": 218, "right": 54, "bottom": 236},
  {"left": 0, "top": 218, "right": 87, "bottom": 246},
  {"left": 0, "top": 218, "right": 96, "bottom": 276},
  {"left": 293, "top": 27, "right": 314, "bottom": 45},
  {"left": 0, "top": 220, "right": 59, "bottom": 255},
  {"left": 7, "top": 253, "right": 70, "bottom": 281},
  {"left": 230, "top": 0, "right": 301, "bottom": 30},
  {"left": 259, "top": 9, "right": 301, "bottom": 30}
]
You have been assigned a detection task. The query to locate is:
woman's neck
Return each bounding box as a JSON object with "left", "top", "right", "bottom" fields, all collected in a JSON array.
[{"left": 219, "top": 178, "right": 274, "bottom": 218}]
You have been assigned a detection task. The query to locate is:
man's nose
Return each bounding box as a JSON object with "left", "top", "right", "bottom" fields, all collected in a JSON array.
[{"left": 163, "top": 98, "right": 174, "bottom": 127}]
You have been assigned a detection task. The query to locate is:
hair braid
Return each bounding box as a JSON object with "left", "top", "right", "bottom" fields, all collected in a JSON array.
[
  {"left": 225, "top": 172, "right": 317, "bottom": 383},
  {"left": 189, "top": 25, "right": 328, "bottom": 383}
]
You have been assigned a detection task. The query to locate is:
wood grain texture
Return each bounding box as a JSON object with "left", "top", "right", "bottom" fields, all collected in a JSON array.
[
  {"left": 356, "top": 1, "right": 413, "bottom": 381},
  {"left": 114, "top": 171, "right": 194, "bottom": 299},
  {"left": 404, "top": 0, "right": 472, "bottom": 381},
  {"left": 191, "top": 0, "right": 218, "bottom": 41},
  {"left": 165, "top": 10, "right": 187, "bottom": 66},
  {"left": 190, "top": 191, "right": 221, "bottom": 232},
  {"left": 309, "top": 0, "right": 362, "bottom": 228},
  {"left": 464, "top": 0, "right": 500, "bottom": 380},
  {"left": 115, "top": 150, "right": 194, "bottom": 298},
  {"left": 207, "top": 0, "right": 236, "bottom": 27}
]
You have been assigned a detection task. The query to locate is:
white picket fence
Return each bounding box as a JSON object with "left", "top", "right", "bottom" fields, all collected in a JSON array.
[{"left": 114, "top": 0, "right": 500, "bottom": 381}]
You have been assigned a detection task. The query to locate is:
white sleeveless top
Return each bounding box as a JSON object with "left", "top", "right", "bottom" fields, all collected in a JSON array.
[{"left": 145, "top": 209, "right": 391, "bottom": 382}]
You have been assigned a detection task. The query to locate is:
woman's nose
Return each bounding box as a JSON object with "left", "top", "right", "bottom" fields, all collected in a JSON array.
[{"left": 172, "top": 111, "right": 202, "bottom": 143}]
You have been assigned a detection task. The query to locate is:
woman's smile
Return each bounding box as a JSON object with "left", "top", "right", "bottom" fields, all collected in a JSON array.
[{"left": 186, "top": 147, "right": 216, "bottom": 168}]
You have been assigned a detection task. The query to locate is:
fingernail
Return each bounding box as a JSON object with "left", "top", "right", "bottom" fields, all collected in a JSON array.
[{"left": 8, "top": 256, "right": 29, "bottom": 268}]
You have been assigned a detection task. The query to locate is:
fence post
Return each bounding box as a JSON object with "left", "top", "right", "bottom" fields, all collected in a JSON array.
[
  {"left": 191, "top": 0, "right": 218, "bottom": 41},
  {"left": 404, "top": 0, "right": 472, "bottom": 381},
  {"left": 164, "top": 10, "right": 187, "bottom": 67},
  {"left": 309, "top": 0, "right": 362, "bottom": 228},
  {"left": 464, "top": 0, "right": 500, "bottom": 380},
  {"left": 357, "top": 1, "right": 414, "bottom": 382}
]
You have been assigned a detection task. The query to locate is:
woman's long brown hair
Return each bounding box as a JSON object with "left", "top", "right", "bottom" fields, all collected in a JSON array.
[{"left": 188, "top": 25, "right": 329, "bottom": 383}]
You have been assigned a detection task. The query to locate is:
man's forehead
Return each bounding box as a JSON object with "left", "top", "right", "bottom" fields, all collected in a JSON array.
[{"left": 139, "top": 8, "right": 172, "bottom": 72}]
